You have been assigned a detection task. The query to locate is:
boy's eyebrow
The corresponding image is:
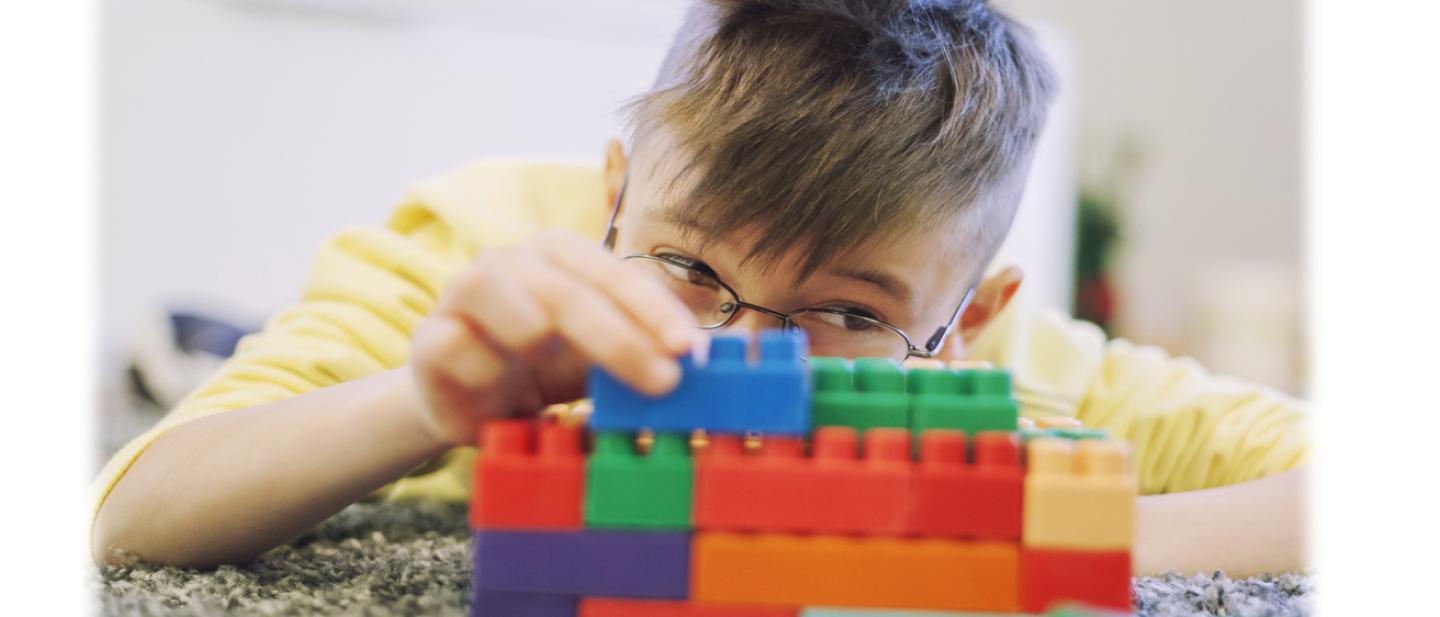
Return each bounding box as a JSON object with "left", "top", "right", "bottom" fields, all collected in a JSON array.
[
  {"left": 824, "top": 266, "right": 912, "bottom": 305},
  {"left": 644, "top": 210, "right": 912, "bottom": 304}
]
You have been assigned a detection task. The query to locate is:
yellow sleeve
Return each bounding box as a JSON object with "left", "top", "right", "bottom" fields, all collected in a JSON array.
[
  {"left": 1077, "top": 338, "right": 1311, "bottom": 495},
  {"left": 966, "top": 301, "right": 1310, "bottom": 495},
  {"left": 91, "top": 160, "right": 609, "bottom": 526}
]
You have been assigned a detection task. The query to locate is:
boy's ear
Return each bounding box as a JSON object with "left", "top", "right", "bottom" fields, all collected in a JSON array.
[
  {"left": 957, "top": 265, "right": 1023, "bottom": 344},
  {"left": 603, "top": 138, "right": 628, "bottom": 211}
]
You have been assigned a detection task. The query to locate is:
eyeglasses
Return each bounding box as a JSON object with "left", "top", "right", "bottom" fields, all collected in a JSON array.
[
  {"left": 620, "top": 253, "right": 973, "bottom": 362},
  {"left": 603, "top": 174, "right": 976, "bottom": 362}
]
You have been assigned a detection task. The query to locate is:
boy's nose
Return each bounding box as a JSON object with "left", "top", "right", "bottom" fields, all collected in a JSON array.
[{"left": 716, "top": 310, "right": 779, "bottom": 337}]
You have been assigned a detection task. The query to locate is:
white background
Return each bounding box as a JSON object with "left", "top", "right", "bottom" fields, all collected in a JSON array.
[{"left": 6, "top": 0, "right": 1440, "bottom": 613}]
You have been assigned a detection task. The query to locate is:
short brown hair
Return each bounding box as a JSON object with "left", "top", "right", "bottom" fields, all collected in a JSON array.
[{"left": 628, "top": 0, "right": 1056, "bottom": 280}]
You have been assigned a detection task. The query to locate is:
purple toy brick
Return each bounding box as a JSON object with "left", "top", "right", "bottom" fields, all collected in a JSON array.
[
  {"left": 472, "top": 530, "right": 690, "bottom": 598},
  {"left": 470, "top": 591, "right": 576, "bottom": 617},
  {"left": 588, "top": 329, "right": 810, "bottom": 435}
]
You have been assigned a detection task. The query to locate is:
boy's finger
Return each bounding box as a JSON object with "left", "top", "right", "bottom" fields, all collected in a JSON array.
[
  {"left": 536, "top": 230, "right": 700, "bottom": 355},
  {"left": 438, "top": 254, "right": 551, "bottom": 351},
  {"left": 412, "top": 313, "right": 508, "bottom": 393},
  {"left": 520, "top": 257, "right": 682, "bottom": 396}
]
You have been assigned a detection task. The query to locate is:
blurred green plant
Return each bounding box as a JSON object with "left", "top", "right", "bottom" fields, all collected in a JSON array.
[{"left": 1073, "top": 136, "right": 1144, "bottom": 335}]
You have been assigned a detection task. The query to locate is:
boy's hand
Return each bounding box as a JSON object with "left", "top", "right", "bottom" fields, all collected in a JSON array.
[{"left": 410, "top": 229, "right": 701, "bottom": 447}]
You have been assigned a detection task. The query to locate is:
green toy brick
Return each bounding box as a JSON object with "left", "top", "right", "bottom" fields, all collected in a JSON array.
[
  {"left": 907, "top": 368, "right": 1018, "bottom": 438},
  {"left": 1054, "top": 427, "right": 1108, "bottom": 441},
  {"left": 810, "top": 357, "right": 909, "bottom": 432},
  {"left": 584, "top": 432, "right": 692, "bottom": 530}
]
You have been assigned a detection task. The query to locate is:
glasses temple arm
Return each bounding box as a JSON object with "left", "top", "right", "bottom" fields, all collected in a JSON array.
[
  {"left": 602, "top": 176, "right": 627, "bottom": 251},
  {"left": 923, "top": 284, "right": 976, "bottom": 353}
]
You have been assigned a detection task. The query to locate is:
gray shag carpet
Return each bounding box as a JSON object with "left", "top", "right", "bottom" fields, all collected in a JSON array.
[{"left": 95, "top": 501, "right": 1313, "bottom": 617}]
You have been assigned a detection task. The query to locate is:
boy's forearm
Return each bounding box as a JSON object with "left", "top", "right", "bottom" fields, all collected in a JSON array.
[
  {"left": 92, "top": 367, "right": 449, "bottom": 567},
  {"left": 1134, "top": 466, "right": 1309, "bottom": 577}
]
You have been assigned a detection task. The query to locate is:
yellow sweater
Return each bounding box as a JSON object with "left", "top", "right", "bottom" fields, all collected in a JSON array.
[{"left": 92, "top": 160, "right": 1310, "bottom": 525}]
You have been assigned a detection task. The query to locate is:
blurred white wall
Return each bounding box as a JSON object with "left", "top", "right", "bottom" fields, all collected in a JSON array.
[
  {"left": 1002, "top": 0, "right": 1304, "bottom": 391},
  {"left": 103, "top": 0, "right": 691, "bottom": 347},
  {"left": 103, "top": 0, "right": 1078, "bottom": 356}
]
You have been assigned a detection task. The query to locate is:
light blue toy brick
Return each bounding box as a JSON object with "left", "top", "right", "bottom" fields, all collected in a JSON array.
[{"left": 588, "top": 329, "right": 810, "bottom": 435}]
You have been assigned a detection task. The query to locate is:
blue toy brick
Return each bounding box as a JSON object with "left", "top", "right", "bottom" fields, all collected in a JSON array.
[
  {"left": 588, "top": 329, "right": 810, "bottom": 435},
  {"left": 470, "top": 591, "right": 577, "bottom": 617},
  {"left": 472, "top": 529, "right": 690, "bottom": 598}
]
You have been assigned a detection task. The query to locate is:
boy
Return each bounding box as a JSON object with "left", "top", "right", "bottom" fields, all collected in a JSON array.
[{"left": 92, "top": 0, "right": 1308, "bottom": 576}]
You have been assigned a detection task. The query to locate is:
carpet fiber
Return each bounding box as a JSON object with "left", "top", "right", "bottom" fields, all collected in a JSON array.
[{"left": 95, "top": 501, "right": 1312, "bottom": 617}]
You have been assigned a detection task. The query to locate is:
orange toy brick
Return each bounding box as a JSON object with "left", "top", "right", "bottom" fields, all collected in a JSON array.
[
  {"left": 694, "top": 427, "right": 910, "bottom": 535},
  {"left": 692, "top": 532, "right": 1019, "bottom": 612},
  {"left": 469, "top": 420, "right": 585, "bottom": 530},
  {"left": 579, "top": 598, "right": 797, "bottom": 617},
  {"left": 1020, "top": 548, "right": 1132, "bottom": 612},
  {"left": 1022, "top": 438, "right": 1135, "bottom": 550},
  {"left": 907, "top": 430, "right": 1023, "bottom": 540}
]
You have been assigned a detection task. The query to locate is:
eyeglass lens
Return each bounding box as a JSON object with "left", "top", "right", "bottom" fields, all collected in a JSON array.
[{"left": 626, "top": 256, "right": 910, "bottom": 360}]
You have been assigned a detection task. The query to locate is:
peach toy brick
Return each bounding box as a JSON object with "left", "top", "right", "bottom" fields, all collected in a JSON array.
[
  {"left": 907, "top": 431, "right": 1023, "bottom": 540},
  {"left": 1034, "top": 417, "right": 1082, "bottom": 430},
  {"left": 694, "top": 427, "right": 910, "bottom": 535},
  {"left": 580, "top": 598, "right": 798, "bottom": 617},
  {"left": 1019, "top": 548, "right": 1132, "bottom": 613},
  {"left": 1022, "top": 438, "right": 1135, "bottom": 550},
  {"left": 691, "top": 532, "right": 1020, "bottom": 612},
  {"left": 469, "top": 420, "right": 585, "bottom": 530}
]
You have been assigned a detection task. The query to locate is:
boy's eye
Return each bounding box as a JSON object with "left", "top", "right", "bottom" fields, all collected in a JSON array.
[
  {"left": 814, "top": 307, "right": 883, "bottom": 332},
  {"left": 654, "top": 254, "right": 722, "bottom": 290}
]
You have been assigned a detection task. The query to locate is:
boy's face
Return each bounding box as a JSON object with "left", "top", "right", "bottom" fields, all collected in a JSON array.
[{"left": 599, "top": 136, "right": 1023, "bottom": 361}]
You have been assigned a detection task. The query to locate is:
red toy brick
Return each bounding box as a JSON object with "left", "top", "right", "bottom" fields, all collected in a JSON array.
[
  {"left": 578, "top": 598, "right": 797, "bottom": 617},
  {"left": 1020, "top": 547, "right": 1132, "bottom": 612},
  {"left": 695, "top": 427, "right": 911, "bottom": 535},
  {"left": 469, "top": 420, "right": 585, "bottom": 530},
  {"left": 907, "top": 430, "right": 1023, "bottom": 539}
]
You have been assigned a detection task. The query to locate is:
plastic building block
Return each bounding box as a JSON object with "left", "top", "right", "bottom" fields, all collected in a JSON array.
[
  {"left": 695, "top": 427, "right": 910, "bottom": 535},
  {"left": 1034, "top": 417, "right": 1082, "bottom": 430},
  {"left": 692, "top": 532, "right": 1019, "bottom": 612},
  {"left": 588, "top": 330, "right": 810, "bottom": 435},
  {"left": 472, "top": 529, "right": 690, "bottom": 598},
  {"left": 810, "top": 358, "right": 910, "bottom": 432},
  {"left": 1023, "top": 438, "right": 1135, "bottom": 550},
  {"left": 470, "top": 420, "right": 585, "bottom": 530},
  {"left": 1052, "top": 427, "right": 1107, "bottom": 441},
  {"left": 907, "top": 431, "right": 1023, "bottom": 540},
  {"left": 1018, "top": 428, "right": 1057, "bottom": 443},
  {"left": 1019, "top": 548, "right": 1132, "bottom": 613},
  {"left": 584, "top": 431, "right": 692, "bottom": 529},
  {"left": 800, "top": 609, "right": 1032, "bottom": 617},
  {"left": 580, "top": 598, "right": 797, "bottom": 617},
  {"left": 908, "top": 368, "right": 1018, "bottom": 439},
  {"left": 471, "top": 591, "right": 577, "bottom": 617}
]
